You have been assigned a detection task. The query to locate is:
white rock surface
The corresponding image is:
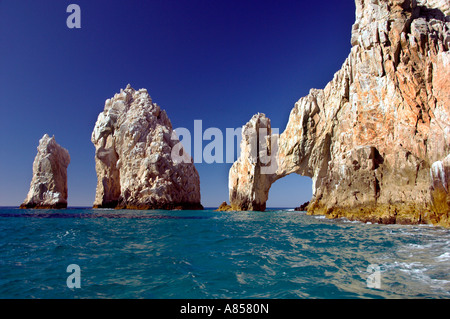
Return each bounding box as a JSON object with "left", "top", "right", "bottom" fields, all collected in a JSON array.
[
  {"left": 91, "top": 85, "right": 203, "bottom": 210},
  {"left": 20, "top": 134, "right": 70, "bottom": 209}
]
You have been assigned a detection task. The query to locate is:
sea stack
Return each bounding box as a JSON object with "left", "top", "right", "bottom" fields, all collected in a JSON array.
[
  {"left": 229, "top": 0, "right": 450, "bottom": 226},
  {"left": 20, "top": 134, "right": 70, "bottom": 209},
  {"left": 91, "top": 85, "right": 203, "bottom": 210}
]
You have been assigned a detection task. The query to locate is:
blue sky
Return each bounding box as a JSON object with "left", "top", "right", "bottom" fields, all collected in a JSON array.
[{"left": 0, "top": 0, "right": 355, "bottom": 208}]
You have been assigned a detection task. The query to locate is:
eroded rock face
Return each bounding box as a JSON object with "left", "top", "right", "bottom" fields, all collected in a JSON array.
[
  {"left": 20, "top": 134, "right": 70, "bottom": 209},
  {"left": 92, "top": 85, "right": 203, "bottom": 210},
  {"left": 430, "top": 155, "right": 450, "bottom": 225},
  {"left": 229, "top": 113, "right": 278, "bottom": 211},
  {"left": 229, "top": 0, "right": 450, "bottom": 225}
]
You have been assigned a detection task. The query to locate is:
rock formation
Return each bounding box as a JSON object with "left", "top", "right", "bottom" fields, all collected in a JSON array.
[
  {"left": 229, "top": 113, "right": 279, "bottom": 211},
  {"left": 20, "top": 134, "right": 70, "bottom": 209},
  {"left": 229, "top": 0, "right": 450, "bottom": 226},
  {"left": 294, "top": 201, "right": 310, "bottom": 212},
  {"left": 216, "top": 201, "right": 233, "bottom": 211},
  {"left": 430, "top": 154, "right": 450, "bottom": 223},
  {"left": 91, "top": 85, "right": 203, "bottom": 210}
]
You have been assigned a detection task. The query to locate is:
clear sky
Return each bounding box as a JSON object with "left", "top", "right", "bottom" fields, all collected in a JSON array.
[{"left": 0, "top": 0, "right": 355, "bottom": 208}]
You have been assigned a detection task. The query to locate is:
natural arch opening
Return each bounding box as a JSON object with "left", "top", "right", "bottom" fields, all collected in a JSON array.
[{"left": 266, "top": 173, "right": 313, "bottom": 209}]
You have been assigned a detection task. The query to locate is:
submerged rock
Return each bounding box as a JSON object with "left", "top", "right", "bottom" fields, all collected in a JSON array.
[
  {"left": 229, "top": 0, "right": 450, "bottom": 226},
  {"left": 20, "top": 134, "right": 70, "bottom": 209},
  {"left": 91, "top": 85, "right": 203, "bottom": 210}
]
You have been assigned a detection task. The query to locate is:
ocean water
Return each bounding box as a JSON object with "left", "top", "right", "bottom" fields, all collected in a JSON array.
[{"left": 0, "top": 207, "right": 449, "bottom": 299}]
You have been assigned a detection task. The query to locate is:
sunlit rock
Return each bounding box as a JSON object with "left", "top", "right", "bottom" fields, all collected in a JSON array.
[
  {"left": 229, "top": 0, "right": 450, "bottom": 226},
  {"left": 20, "top": 134, "right": 70, "bottom": 209},
  {"left": 92, "top": 85, "right": 203, "bottom": 210}
]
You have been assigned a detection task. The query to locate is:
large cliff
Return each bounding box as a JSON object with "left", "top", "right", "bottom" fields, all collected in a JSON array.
[
  {"left": 229, "top": 0, "right": 450, "bottom": 226},
  {"left": 92, "top": 85, "right": 203, "bottom": 210},
  {"left": 20, "top": 134, "right": 70, "bottom": 209}
]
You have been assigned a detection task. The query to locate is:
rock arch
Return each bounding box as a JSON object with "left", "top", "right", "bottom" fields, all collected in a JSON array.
[
  {"left": 266, "top": 173, "right": 313, "bottom": 209},
  {"left": 228, "top": 111, "right": 320, "bottom": 212},
  {"left": 228, "top": 0, "right": 450, "bottom": 226}
]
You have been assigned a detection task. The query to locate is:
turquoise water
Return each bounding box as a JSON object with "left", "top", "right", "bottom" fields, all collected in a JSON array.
[{"left": 0, "top": 207, "right": 449, "bottom": 299}]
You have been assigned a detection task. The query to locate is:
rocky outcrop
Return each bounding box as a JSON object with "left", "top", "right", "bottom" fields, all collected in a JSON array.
[
  {"left": 216, "top": 201, "right": 233, "bottom": 211},
  {"left": 229, "top": 0, "right": 450, "bottom": 226},
  {"left": 91, "top": 85, "right": 203, "bottom": 210},
  {"left": 294, "top": 201, "right": 310, "bottom": 212},
  {"left": 20, "top": 134, "right": 70, "bottom": 209}
]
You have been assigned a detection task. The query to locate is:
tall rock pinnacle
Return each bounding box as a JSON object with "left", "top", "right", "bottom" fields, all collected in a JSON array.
[
  {"left": 20, "top": 134, "right": 71, "bottom": 209},
  {"left": 91, "top": 85, "right": 203, "bottom": 210}
]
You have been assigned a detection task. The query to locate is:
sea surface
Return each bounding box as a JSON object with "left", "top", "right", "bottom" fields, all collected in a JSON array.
[{"left": 0, "top": 207, "right": 449, "bottom": 299}]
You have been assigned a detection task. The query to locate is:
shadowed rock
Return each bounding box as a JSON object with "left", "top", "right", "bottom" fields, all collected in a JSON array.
[{"left": 295, "top": 201, "right": 310, "bottom": 212}]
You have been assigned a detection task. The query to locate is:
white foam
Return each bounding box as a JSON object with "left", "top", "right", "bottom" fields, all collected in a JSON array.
[
  {"left": 436, "top": 252, "right": 450, "bottom": 261},
  {"left": 342, "top": 218, "right": 361, "bottom": 224}
]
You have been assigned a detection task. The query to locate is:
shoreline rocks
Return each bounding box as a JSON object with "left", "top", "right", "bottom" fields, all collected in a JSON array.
[
  {"left": 294, "top": 201, "right": 310, "bottom": 212},
  {"left": 91, "top": 85, "right": 203, "bottom": 210},
  {"left": 20, "top": 134, "right": 70, "bottom": 209},
  {"left": 215, "top": 201, "right": 232, "bottom": 211}
]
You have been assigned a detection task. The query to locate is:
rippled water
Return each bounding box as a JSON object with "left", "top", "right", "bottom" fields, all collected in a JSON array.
[{"left": 0, "top": 208, "right": 449, "bottom": 298}]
